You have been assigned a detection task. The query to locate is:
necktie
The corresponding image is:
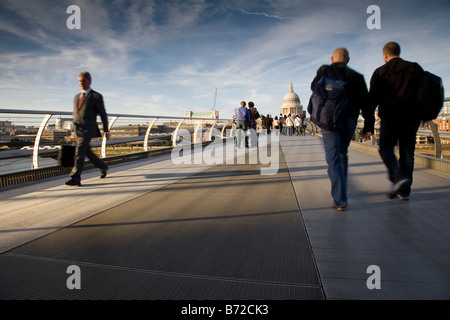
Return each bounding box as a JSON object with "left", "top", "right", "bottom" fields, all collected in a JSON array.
[{"left": 77, "top": 92, "right": 85, "bottom": 109}]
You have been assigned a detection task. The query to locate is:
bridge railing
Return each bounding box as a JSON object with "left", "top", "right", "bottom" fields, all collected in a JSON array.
[
  {"left": 307, "top": 120, "right": 446, "bottom": 159},
  {"left": 0, "top": 109, "right": 233, "bottom": 170}
]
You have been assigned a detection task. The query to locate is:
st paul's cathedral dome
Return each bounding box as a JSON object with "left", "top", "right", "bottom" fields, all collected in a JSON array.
[{"left": 280, "top": 81, "right": 303, "bottom": 116}]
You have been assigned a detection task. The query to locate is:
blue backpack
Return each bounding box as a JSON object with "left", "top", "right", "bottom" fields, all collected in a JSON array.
[{"left": 308, "top": 66, "right": 349, "bottom": 131}]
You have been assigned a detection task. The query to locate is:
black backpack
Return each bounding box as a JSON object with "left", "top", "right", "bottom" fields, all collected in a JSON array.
[
  {"left": 308, "top": 66, "right": 349, "bottom": 131},
  {"left": 416, "top": 70, "right": 444, "bottom": 121}
]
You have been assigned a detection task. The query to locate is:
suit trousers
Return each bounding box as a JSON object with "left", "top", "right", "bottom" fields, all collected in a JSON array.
[{"left": 70, "top": 135, "right": 107, "bottom": 183}]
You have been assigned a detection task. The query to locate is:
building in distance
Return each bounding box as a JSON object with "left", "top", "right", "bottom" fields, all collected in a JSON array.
[
  {"left": 280, "top": 81, "right": 303, "bottom": 116},
  {"left": 185, "top": 109, "right": 219, "bottom": 125}
]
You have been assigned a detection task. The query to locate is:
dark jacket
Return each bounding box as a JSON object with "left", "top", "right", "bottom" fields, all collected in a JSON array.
[
  {"left": 311, "top": 63, "right": 374, "bottom": 134},
  {"left": 369, "top": 57, "right": 423, "bottom": 123},
  {"left": 73, "top": 89, "right": 109, "bottom": 139},
  {"left": 248, "top": 107, "right": 260, "bottom": 127}
]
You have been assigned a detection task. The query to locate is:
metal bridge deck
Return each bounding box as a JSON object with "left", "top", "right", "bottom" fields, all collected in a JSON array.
[{"left": 0, "top": 135, "right": 449, "bottom": 300}]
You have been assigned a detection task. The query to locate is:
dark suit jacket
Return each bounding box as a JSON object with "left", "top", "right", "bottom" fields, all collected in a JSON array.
[{"left": 73, "top": 89, "right": 109, "bottom": 139}]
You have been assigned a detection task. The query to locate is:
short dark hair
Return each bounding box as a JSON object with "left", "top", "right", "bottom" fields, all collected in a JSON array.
[
  {"left": 383, "top": 42, "right": 401, "bottom": 57},
  {"left": 79, "top": 71, "right": 92, "bottom": 82},
  {"left": 248, "top": 101, "right": 254, "bottom": 108}
]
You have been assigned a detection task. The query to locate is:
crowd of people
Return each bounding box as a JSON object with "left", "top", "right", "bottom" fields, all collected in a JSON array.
[
  {"left": 233, "top": 104, "right": 310, "bottom": 148},
  {"left": 273, "top": 114, "right": 308, "bottom": 136}
]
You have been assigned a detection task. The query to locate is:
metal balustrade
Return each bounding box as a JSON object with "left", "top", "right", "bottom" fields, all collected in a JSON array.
[
  {"left": 0, "top": 108, "right": 233, "bottom": 170},
  {"left": 1, "top": 108, "right": 448, "bottom": 188},
  {"left": 308, "top": 120, "right": 445, "bottom": 158}
]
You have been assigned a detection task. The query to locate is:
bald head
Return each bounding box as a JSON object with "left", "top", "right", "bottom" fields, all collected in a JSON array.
[{"left": 331, "top": 48, "right": 350, "bottom": 65}]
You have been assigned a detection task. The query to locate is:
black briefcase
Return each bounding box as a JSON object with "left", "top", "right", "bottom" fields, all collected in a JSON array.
[{"left": 58, "top": 144, "right": 76, "bottom": 167}]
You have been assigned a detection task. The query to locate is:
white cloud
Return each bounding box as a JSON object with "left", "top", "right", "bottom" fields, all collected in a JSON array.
[{"left": 1, "top": 0, "right": 450, "bottom": 119}]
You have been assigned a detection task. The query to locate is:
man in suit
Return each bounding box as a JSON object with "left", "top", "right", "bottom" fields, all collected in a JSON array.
[{"left": 65, "top": 71, "right": 110, "bottom": 186}]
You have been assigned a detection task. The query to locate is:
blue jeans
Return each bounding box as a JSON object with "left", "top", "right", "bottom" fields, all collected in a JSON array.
[
  {"left": 378, "top": 120, "right": 420, "bottom": 196},
  {"left": 287, "top": 126, "right": 293, "bottom": 136},
  {"left": 321, "top": 118, "right": 357, "bottom": 207},
  {"left": 235, "top": 120, "right": 248, "bottom": 148}
]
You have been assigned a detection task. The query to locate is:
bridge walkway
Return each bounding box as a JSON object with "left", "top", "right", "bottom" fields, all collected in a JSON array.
[{"left": 0, "top": 135, "right": 449, "bottom": 300}]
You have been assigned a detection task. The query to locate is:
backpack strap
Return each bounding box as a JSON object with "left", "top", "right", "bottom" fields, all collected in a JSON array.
[
  {"left": 326, "top": 65, "right": 346, "bottom": 82},
  {"left": 326, "top": 65, "right": 337, "bottom": 80}
]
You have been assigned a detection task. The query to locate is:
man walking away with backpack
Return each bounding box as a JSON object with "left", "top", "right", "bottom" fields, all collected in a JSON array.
[
  {"left": 369, "top": 42, "right": 425, "bottom": 200},
  {"left": 310, "top": 48, "right": 373, "bottom": 211}
]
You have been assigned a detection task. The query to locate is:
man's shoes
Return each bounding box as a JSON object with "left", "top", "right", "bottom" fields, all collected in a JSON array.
[
  {"left": 332, "top": 203, "right": 347, "bottom": 211},
  {"left": 397, "top": 194, "right": 410, "bottom": 201},
  {"left": 388, "top": 179, "right": 411, "bottom": 199},
  {"left": 100, "top": 167, "right": 108, "bottom": 179},
  {"left": 65, "top": 179, "right": 81, "bottom": 187}
]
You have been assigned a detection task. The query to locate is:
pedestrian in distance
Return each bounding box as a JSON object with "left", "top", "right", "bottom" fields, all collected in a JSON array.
[
  {"left": 65, "top": 71, "right": 110, "bottom": 186},
  {"left": 286, "top": 113, "right": 294, "bottom": 136},
  {"left": 265, "top": 114, "right": 273, "bottom": 135},
  {"left": 234, "top": 101, "right": 250, "bottom": 149},
  {"left": 301, "top": 115, "right": 308, "bottom": 136},
  {"left": 294, "top": 115, "right": 302, "bottom": 136},
  {"left": 309, "top": 48, "right": 374, "bottom": 211},
  {"left": 273, "top": 116, "right": 280, "bottom": 135},
  {"left": 246, "top": 101, "right": 260, "bottom": 148},
  {"left": 279, "top": 114, "right": 284, "bottom": 135}
]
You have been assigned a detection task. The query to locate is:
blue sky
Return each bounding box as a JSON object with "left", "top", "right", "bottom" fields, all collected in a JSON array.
[{"left": 0, "top": 0, "right": 449, "bottom": 120}]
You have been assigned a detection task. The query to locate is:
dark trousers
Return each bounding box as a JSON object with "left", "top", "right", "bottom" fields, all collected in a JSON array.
[
  {"left": 246, "top": 124, "right": 257, "bottom": 148},
  {"left": 70, "top": 136, "right": 107, "bottom": 183},
  {"left": 378, "top": 121, "right": 420, "bottom": 196}
]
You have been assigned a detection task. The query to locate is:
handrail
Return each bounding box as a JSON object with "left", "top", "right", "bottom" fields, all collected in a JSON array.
[
  {"left": 310, "top": 119, "right": 444, "bottom": 158},
  {"left": 0, "top": 108, "right": 230, "bottom": 121},
  {"left": 0, "top": 108, "right": 233, "bottom": 169}
]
